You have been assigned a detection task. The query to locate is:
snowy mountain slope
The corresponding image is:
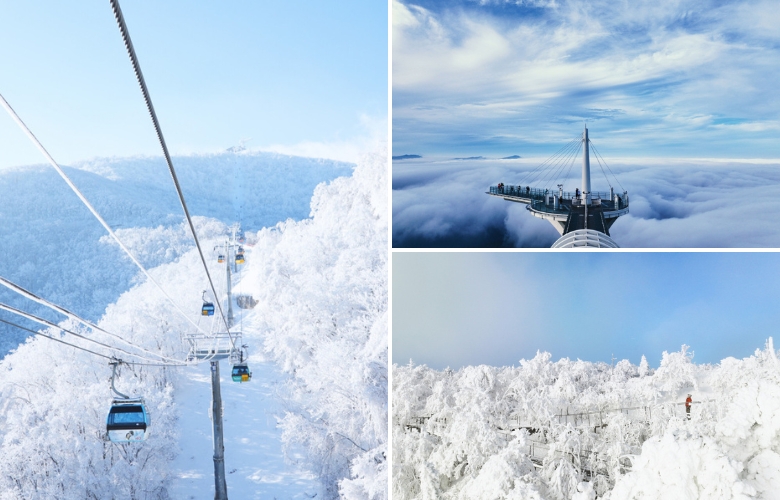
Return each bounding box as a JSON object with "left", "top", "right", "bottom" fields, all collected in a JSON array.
[
  {"left": 0, "top": 151, "right": 352, "bottom": 355},
  {"left": 393, "top": 343, "right": 780, "bottom": 500},
  {"left": 239, "top": 145, "right": 388, "bottom": 499},
  {"left": 0, "top": 145, "right": 386, "bottom": 498}
]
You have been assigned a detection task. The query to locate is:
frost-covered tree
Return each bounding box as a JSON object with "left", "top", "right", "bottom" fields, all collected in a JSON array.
[
  {"left": 245, "top": 145, "right": 388, "bottom": 499},
  {"left": 654, "top": 344, "right": 697, "bottom": 394},
  {"left": 394, "top": 339, "right": 780, "bottom": 499}
]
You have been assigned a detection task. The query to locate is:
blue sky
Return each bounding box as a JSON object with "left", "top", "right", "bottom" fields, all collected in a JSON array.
[
  {"left": 393, "top": 0, "right": 780, "bottom": 158},
  {"left": 0, "top": 1, "right": 387, "bottom": 168},
  {"left": 393, "top": 252, "right": 780, "bottom": 368}
]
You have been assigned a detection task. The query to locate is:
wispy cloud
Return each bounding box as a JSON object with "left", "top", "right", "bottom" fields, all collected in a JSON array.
[{"left": 393, "top": 0, "right": 780, "bottom": 157}]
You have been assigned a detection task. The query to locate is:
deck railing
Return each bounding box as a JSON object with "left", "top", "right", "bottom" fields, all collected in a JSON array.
[{"left": 489, "top": 185, "right": 629, "bottom": 211}]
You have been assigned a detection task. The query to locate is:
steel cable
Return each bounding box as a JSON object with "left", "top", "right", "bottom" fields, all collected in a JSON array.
[
  {"left": 0, "top": 94, "right": 208, "bottom": 338},
  {"left": 109, "top": 0, "right": 234, "bottom": 348}
]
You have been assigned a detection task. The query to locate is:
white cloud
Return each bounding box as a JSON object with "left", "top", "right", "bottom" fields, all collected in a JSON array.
[
  {"left": 393, "top": 157, "right": 780, "bottom": 248},
  {"left": 261, "top": 114, "right": 387, "bottom": 163},
  {"left": 393, "top": 0, "right": 780, "bottom": 157}
]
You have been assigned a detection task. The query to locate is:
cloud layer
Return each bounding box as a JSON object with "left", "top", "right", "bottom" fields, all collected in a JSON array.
[
  {"left": 393, "top": 0, "right": 780, "bottom": 157},
  {"left": 393, "top": 157, "right": 780, "bottom": 247}
]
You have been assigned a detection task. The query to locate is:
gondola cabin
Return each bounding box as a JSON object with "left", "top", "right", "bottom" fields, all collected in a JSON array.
[
  {"left": 231, "top": 363, "right": 252, "bottom": 383},
  {"left": 106, "top": 399, "right": 150, "bottom": 442},
  {"left": 202, "top": 302, "right": 215, "bottom": 316},
  {"left": 217, "top": 254, "right": 225, "bottom": 263},
  {"left": 235, "top": 253, "right": 245, "bottom": 264}
]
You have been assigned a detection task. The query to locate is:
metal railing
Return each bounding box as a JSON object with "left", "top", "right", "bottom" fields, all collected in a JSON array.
[{"left": 489, "top": 185, "right": 628, "bottom": 211}]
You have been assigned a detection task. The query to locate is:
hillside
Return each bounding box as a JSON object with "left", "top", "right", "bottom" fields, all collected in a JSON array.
[
  {"left": 0, "top": 150, "right": 352, "bottom": 354},
  {"left": 0, "top": 146, "right": 386, "bottom": 498}
]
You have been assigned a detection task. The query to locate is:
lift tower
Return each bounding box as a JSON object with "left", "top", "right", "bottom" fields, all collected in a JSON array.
[{"left": 211, "top": 360, "right": 228, "bottom": 500}]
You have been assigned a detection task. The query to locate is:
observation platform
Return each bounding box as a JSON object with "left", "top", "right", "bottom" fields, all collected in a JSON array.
[{"left": 487, "top": 185, "right": 629, "bottom": 236}]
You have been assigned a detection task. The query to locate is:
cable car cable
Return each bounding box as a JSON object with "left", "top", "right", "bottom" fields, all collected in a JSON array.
[
  {"left": 0, "top": 94, "right": 209, "bottom": 338},
  {"left": 0, "top": 301, "right": 187, "bottom": 365},
  {"left": 0, "top": 317, "right": 115, "bottom": 360},
  {"left": 108, "top": 0, "right": 235, "bottom": 348},
  {"left": 0, "top": 275, "right": 182, "bottom": 364}
]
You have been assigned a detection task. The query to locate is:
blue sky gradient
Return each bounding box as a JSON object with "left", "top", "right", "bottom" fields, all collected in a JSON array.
[
  {"left": 393, "top": 0, "right": 780, "bottom": 158},
  {"left": 0, "top": 1, "right": 387, "bottom": 168},
  {"left": 393, "top": 252, "right": 780, "bottom": 369}
]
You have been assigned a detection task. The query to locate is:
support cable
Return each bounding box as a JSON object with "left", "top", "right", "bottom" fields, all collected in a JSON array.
[
  {"left": 519, "top": 137, "right": 579, "bottom": 187},
  {"left": 0, "top": 302, "right": 187, "bottom": 366},
  {"left": 0, "top": 94, "right": 208, "bottom": 337},
  {"left": 513, "top": 137, "right": 577, "bottom": 187},
  {"left": 0, "top": 275, "right": 182, "bottom": 364},
  {"left": 543, "top": 139, "right": 582, "bottom": 190},
  {"left": 535, "top": 141, "right": 572, "bottom": 189},
  {"left": 0, "top": 317, "right": 114, "bottom": 361},
  {"left": 528, "top": 137, "right": 580, "bottom": 187},
  {"left": 559, "top": 141, "right": 582, "bottom": 192},
  {"left": 589, "top": 140, "right": 624, "bottom": 191},
  {"left": 109, "top": 0, "right": 233, "bottom": 346},
  {"left": 588, "top": 139, "right": 612, "bottom": 189}
]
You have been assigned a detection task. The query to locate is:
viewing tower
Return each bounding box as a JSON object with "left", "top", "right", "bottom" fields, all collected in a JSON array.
[{"left": 487, "top": 126, "right": 629, "bottom": 247}]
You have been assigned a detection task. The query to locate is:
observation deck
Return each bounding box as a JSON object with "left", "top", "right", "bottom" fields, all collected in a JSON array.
[
  {"left": 485, "top": 126, "right": 629, "bottom": 246},
  {"left": 486, "top": 185, "right": 629, "bottom": 236}
]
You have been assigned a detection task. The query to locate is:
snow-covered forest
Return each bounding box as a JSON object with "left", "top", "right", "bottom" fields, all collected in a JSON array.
[
  {"left": 0, "top": 146, "right": 387, "bottom": 498},
  {"left": 393, "top": 342, "right": 780, "bottom": 499}
]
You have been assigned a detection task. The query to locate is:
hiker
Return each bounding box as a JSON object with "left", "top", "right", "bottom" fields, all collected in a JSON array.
[{"left": 685, "top": 394, "right": 692, "bottom": 420}]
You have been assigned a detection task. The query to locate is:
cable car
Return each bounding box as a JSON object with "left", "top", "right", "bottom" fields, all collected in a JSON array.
[
  {"left": 202, "top": 302, "right": 215, "bottom": 316},
  {"left": 217, "top": 254, "right": 225, "bottom": 263},
  {"left": 106, "top": 399, "right": 150, "bottom": 442},
  {"left": 238, "top": 246, "right": 244, "bottom": 253},
  {"left": 231, "top": 363, "right": 252, "bottom": 383},
  {"left": 235, "top": 253, "right": 245, "bottom": 264},
  {"left": 238, "top": 235, "right": 246, "bottom": 244}
]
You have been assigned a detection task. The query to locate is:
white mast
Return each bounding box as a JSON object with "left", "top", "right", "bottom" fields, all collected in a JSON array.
[{"left": 582, "top": 126, "right": 591, "bottom": 205}]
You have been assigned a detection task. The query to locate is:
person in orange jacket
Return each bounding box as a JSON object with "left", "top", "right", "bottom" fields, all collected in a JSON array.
[{"left": 685, "top": 394, "right": 692, "bottom": 420}]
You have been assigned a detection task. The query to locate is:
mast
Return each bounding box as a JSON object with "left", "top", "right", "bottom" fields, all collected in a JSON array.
[{"left": 582, "top": 126, "right": 591, "bottom": 206}]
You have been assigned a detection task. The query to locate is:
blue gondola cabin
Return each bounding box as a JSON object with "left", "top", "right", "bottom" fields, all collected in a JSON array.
[
  {"left": 106, "top": 400, "right": 150, "bottom": 442},
  {"left": 231, "top": 364, "right": 252, "bottom": 383}
]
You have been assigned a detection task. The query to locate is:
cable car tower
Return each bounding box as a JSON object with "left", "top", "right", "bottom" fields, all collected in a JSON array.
[{"left": 487, "top": 126, "right": 629, "bottom": 247}]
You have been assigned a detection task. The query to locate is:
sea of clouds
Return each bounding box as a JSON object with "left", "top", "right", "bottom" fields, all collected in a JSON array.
[{"left": 393, "top": 157, "right": 780, "bottom": 248}]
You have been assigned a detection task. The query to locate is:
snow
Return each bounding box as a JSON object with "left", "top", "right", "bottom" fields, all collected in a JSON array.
[
  {"left": 169, "top": 360, "right": 318, "bottom": 499},
  {"left": 393, "top": 340, "right": 780, "bottom": 499},
  {"left": 0, "top": 145, "right": 386, "bottom": 498}
]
